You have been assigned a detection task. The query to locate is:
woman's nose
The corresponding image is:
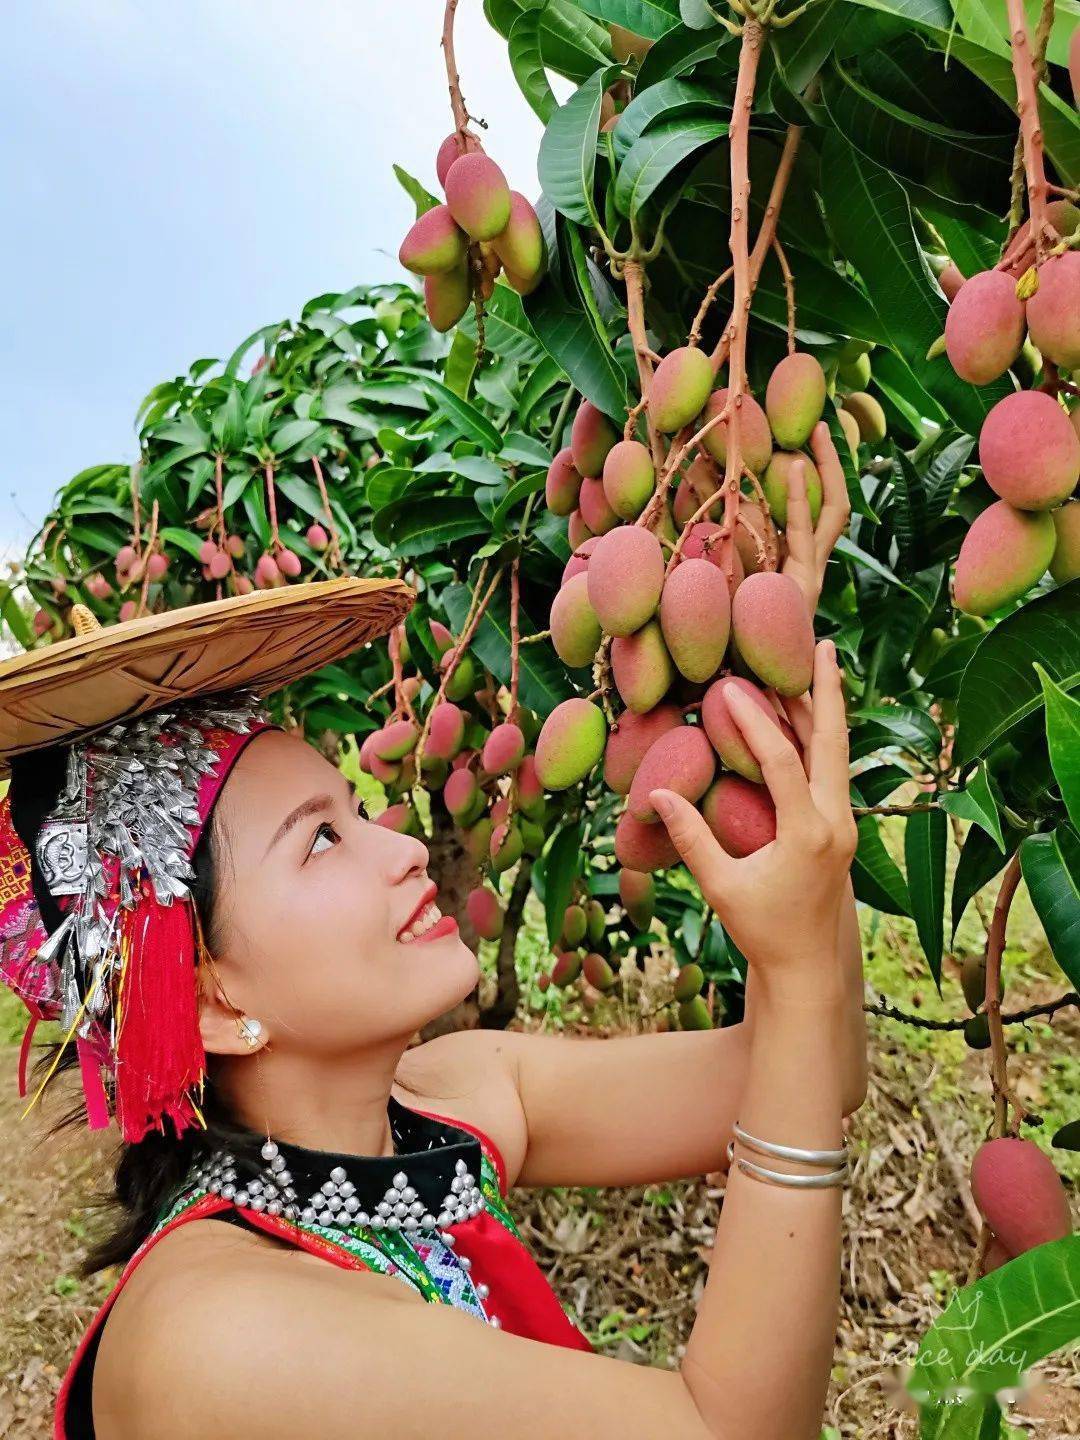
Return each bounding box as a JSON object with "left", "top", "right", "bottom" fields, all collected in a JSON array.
[{"left": 378, "top": 825, "right": 431, "bottom": 884}]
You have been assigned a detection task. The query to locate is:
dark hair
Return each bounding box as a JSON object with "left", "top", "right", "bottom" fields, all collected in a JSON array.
[{"left": 29, "top": 757, "right": 436, "bottom": 1276}]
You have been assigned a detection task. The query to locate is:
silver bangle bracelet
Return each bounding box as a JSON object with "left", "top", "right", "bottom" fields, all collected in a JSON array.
[
  {"left": 733, "top": 1121, "right": 848, "bottom": 1167},
  {"left": 734, "top": 1154, "right": 849, "bottom": 1189},
  {"left": 727, "top": 1138, "right": 851, "bottom": 1176}
]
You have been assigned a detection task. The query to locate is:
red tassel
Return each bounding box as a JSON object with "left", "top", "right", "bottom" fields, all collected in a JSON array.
[
  {"left": 17, "top": 1013, "right": 38, "bottom": 1098},
  {"left": 76, "top": 1036, "right": 111, "bottom": 1130},
  {"left": 115, "top": 889, "right": 205, "bottom": 1144}
]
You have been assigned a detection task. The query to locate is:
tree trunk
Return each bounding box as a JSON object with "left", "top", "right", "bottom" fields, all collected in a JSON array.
[
  {"left": 480, "top": 861, "right": 531, "bottom": 1031},
  {"left": 419, "top": 807, "right": 482, "bottom": 1039}
]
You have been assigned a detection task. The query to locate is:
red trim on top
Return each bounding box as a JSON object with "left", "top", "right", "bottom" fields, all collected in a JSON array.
[{"left": 405, "top": 1103, "right": 509, "bottom": 1196}]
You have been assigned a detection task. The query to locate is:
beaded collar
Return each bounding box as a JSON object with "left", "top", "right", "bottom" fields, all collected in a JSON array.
[{"left": 188, "top": 1094, "right": 486, "bottom": 1246}]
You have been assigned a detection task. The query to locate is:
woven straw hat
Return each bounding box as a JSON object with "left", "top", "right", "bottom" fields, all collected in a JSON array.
[{"left": 0, "top": 576, "right": 413, "bottom": 774}]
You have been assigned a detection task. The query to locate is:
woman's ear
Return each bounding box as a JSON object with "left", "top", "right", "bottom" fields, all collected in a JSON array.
[{"left": 198, "top": 964, "right": 269, "bottom": 1057}]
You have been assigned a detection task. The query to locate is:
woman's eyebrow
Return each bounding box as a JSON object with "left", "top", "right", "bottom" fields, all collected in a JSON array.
[{"left": 263, "top": 794, "right": 334, "bottom": 857}]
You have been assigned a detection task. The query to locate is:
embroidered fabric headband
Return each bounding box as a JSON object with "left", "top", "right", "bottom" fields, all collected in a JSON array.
[{"left": 0, "top": 691, "right": 275, "bottom": 1143}]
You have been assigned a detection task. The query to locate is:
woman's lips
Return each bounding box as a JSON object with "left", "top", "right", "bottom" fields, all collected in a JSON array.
[
  {"left": 412, "top": 914, "right": 459, "bottom": 944},
  {"left": 398, "top": 895, "right": 459, "bottom": 944}
]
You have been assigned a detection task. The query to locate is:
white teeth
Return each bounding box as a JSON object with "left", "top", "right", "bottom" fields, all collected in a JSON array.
[{"left": 401, "top": 901, "right": 442, "bottom": 943}]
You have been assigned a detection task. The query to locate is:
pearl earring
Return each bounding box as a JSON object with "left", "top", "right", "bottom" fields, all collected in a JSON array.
[{"left": 237, "top": 1016, "right": 263, "bottom": 1049}]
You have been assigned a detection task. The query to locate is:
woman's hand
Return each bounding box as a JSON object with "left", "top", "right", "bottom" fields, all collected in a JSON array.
[
  {"left": 780, "top": 421, "right": 850, "bottom": 616},
  {"left": 650, "top": 641, "right": 857, "bottom": 990}
]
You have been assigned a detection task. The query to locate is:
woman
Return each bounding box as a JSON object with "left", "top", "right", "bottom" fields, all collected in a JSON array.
[{"left": 2, "top": 433, "right": 866, "bottom": 1440}]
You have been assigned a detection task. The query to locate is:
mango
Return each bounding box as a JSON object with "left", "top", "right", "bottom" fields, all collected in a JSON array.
[
  {"left": 561, "top": 903, "right": 588, "bottom": 948},
  {"left": 603, "top": 703, "right": 683, "bottom": 794},
  {"left": 545, "top": 447, "right": 583, "bottom": 516},
  {"left": 515, "top": 754, "right": 545, "bottom": 819},
  {"left": 731, "top": 572, "right": 815, "bottom": 696},
  {"left": 964, "top": 1013, "right": 991, "bottom": 1049},
  {"left": 490, "top": 820, "right": 523, "bottom": 872},
  {"left": 582, "top": 952, "right": 616, "bottom": 991},
  {"left": 424, "top": 265, "right": 471, "bottom": 332},
  {"left": 979, "top": 391, "right": 1080, "bottom": 510},
  {"left": 551, "top": 951, "right": 583, "bottom": 987},
  {"left": 842, "top": 391, "right": 887, "bottom": 445},
  {"left": 1050, "top": 501, "right": 1080, "bottom": 583},
  {"left": 578, "top": 475, "right": 620, "bottom": 535},
  {"left": 614, "top": 809, "right": 680, "bottom": 872},
  {"left": 674, "top": 962, "right": 704, "bottom": 1001},
  {"left": 534, "top": 698, "right": 607, "bottom": 790},
  {"left": 587, "top": 526, "right": 665, "bottom": 636},
  {"left": 441, "top": 648, "right": 478, "bottom": 702},
  {"left": 953, "top": 500, "right": 1055, "bottom": 615},
  {"left": 960, "top": 953, "right": 1002, "bottom": 1014},
  {"left": 611, "top": 619, "right": 675, "bottom": 713},
  {"left": 426, "top": 702, "right": 466, "bottom": 761},
  {"left": 443, "top": 767, "right": 480, "bottom": 821},
  {"left": 561, "top": 536, "right": 599, "bottom": 586},
  {"left": 503, "top": 266, "right": 543, "bottom": 297},
  {"left": 436, "top": 130, "right": 481, "bottom": 187},
  {"left": 678, "top": 996, "right": 713, "bottom": 1030},
  {"left": 430, "top": 619, "right": 454, "bottom": 655},
  {"left": 520, "top": 817, "right": 545, "bottom": 856},
  {"left": 568, "top": 509, "right": 594, "bottom": 551},
  {"left": 944, "top": 269, "right": 1026, "bottom": 384},
  {"left": 1026, "top": 252, "right": 1080, "bottom": 370},
  {"left": 375, "top": 802, "right": 419, "bottom": 835},
  {"left": 550, "top": 571, "right": 602, "bottom": 668},
  {"left": 399, "top": 204, "right": 468, "bottom": 275},
  {"left": 659, "top": 558, "right": 731, "bottom": 683},
  {"left": 602, "top": 440, "right": 654, "bottom": 520},
  {"left": 372, "top": 718, "right": 419, "bottom": 762},
  {"left": 684, "top": 453, "right": 721, "bottom": 516},
  {"left": 732, "top": 500, "right": 769, "bottom": 575},
  {"left": 762, "top": 451, "right": 823, "bottom": 529},
  {"left": 482, "top": 722, "right": 525, "bottom": 776},
  {"left": 939, "top": 262, "right": 965, "bottom": 301},
  {"left": 609, "top": 22, "right": 652, "bottom": 63},
  {"left": 571, "top": 400, "right": 619, "bottom": 478},
  {"left": 585, "top": 899, "right": 606, "bottom": 944},
  {"left": 673, "top": 475, "right": 700, "bottom": 528},
  {"left": 1002, "top": 199, "right": 1080, "bottom": 278},
  {"left": 649, "top": 346, "right": 714, "bottom": 433},
  {"left": 491, "top": 192, "right": 543, "bottom": 280},
  {"left": 702, "top": 775, "right": 777, "bottom": 857},
  {"left": 837, "top": 405, "right": 861, "bottom": 460},
  {"left": 628, "top": 725, "right": 715, "bottom": 822},
  {"left": 765, "top": 352, "right": 826, "bottom": 449},
  {"left": 619, "top": 869, "right": 655, "bottom": 929},
  {"left": 700, "top": 388, "right": 772, "bottom": 476},
  {"left": 970, "top": 1138, "right": 1072, "bottom": 1258},
  {"left": 444, "top": 152, "right": 512, "bottom": 241},
  {"left": 837, "top": 350, "right": 872, "bottom": 390},
  {"left": 463, "top": 816, "right": 493, "bottom": 865},
  {"left": 701, "top": 676, "right": 783, "bottom": 783},
  {"left": 466, "top": 885, "right": 504, "bottom": 941}
]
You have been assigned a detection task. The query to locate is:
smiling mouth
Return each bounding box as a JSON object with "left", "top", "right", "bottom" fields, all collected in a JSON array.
[{"left": 397, "top": 889, "right": 459, "bottom": 945}]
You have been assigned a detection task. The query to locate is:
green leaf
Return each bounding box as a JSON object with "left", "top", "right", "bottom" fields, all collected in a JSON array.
[
  {"left": 158, "top": 526, "right": 208, "bottom": 562},
  {"left": 444, "top": 329, "right": 478, "bottom": 399},
  {"left": 771, "top": 0, "right": 849, "bottom": 94},
  {"left": 444, "top": 581, "right": 573, "bottom": 714},
  {"left": 211, "top": 386, "right": 247, "bottom": 451},
  {"left": 921, "top": 631, "right": 982, "bottom": 701},
  {"left": 459, "top": 282, "right": 545, "bottom": 364},
  {"left": 541, "top": 820, "right": 585, "bottom": 946},
  {"left": 834, "top": 536, "right": 924, "bottom": 599},
  {"left": 853, "top": 763, "right": 911, "bottom": 807},
  {"left": 575, "top": 0, "right": 680, "bottom": 40},
  {"left": 395, "top": 371, "right": 503, "bottom": 452},
  {"left": 392, "top": 164, "right": 439, "bottom": 219},
  {"left": 0, "top": 583, "right": 32, "bottom": 649},
  {"left": 1020, "top": 827, "right": 1080, "bottom": 991},
  {"left": 820, "top": 133, "right": 1011, "bottom": 438},
  {"left": 271, "top": 418, "right": 321, "bottom": 455},
  {"left": 852, "top": 816, "right": 911, "bottom": 915},
  {"left": 508, "top": 6, "right": 559, "bottom": 122},
  {"left": 904, "top": 805, "right": 947, "bottom": 986},
  {"left": 374, "top": 497, "right": 489, "bottom": 557},
  {"left": 525, "top": 270, "right": 628, "bottom": 419},
  {"left": 938, "top": 765, "right": 1005, "bottom": 851},
  {"left": 615, "top": 115, "right": 728, "bottom": 217},
  {"left": 1036, "top": 663, "right": 1080, "bottom": 832},
  {"left": 951, "top": 821, "right": 1020, "bottom": 937},
  {"left": 636, "top": 22, "right": 730, "bottom": 87},
  {"left": 485, "top": 0, "right": 614, "bottom": 82},
  {"left": 956, "top": 582, "right": 1080, "bottom": 765},
  {"left": 851, "top": 703, "right": 942, "bottom": 759},
  {"left": 611, "top": 78, "right": 720, "bottom": 162},
  {"left": 538, "top": 66, "right": 618, "bottom": 224},
  {"left": 912, "top": 1236, "right": 1080, "bottom": 1415}
]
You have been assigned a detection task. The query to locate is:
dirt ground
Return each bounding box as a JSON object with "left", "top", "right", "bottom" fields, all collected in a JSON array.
[{"left": 1, "top": 948, "right": 1077, "bottom": 1438}]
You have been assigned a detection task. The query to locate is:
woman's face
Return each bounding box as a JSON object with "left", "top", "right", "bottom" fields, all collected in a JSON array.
[{"left": 206, "top": 729, "right": 479, "bottom": 1055}]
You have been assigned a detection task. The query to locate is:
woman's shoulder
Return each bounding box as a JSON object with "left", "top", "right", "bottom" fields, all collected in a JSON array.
[{"left": 393, "top": 1027, "right": 529, "bottom": 1190}]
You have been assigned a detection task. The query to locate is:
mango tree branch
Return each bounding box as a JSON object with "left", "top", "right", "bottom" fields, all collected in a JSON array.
[{"left": 1004, "top": 0, "right": 1050, "bottom": 257}]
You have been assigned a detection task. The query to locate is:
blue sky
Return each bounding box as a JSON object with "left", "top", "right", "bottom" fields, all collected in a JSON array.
[{"left": 0, "top": 1, "right": 546, "bottom": 556}]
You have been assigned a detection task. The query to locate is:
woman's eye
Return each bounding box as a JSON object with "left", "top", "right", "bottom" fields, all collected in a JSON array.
[{"left": 309, "top": 822, "right": 339, "bottom": 858}]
